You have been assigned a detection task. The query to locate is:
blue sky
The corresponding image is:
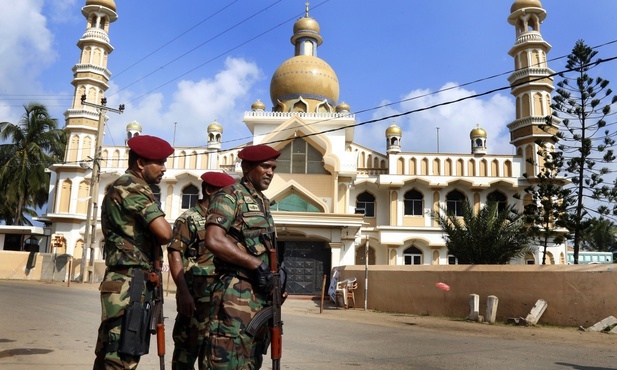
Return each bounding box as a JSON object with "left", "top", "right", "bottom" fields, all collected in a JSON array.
[{"left": 2, "top": 0, "right": 617, "bottom": 157}]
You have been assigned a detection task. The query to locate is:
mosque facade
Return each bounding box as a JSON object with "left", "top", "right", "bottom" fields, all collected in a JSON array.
[{"left": 43, "top": 0, "right": 566, "bottom": 293}]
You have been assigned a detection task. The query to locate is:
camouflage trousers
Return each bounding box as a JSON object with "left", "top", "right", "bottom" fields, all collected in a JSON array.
[
  {"left": 205, "top": 274, "right": 268, "bottom": 370},
  {"left": 172, "top": 275, "right": 213, "bottom": 370},
  {"left": 93, "top": 269, "right": 150, "bottom": 370}
]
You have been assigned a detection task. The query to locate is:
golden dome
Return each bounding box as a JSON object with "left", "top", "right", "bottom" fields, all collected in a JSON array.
[
  {"left": 336, "top": 101, "right": 350, "bottom": 113},
  {"left": 293, "top": 16, "right": 320, "bottom": 35},
  {"left": 470, "top": 124, "right": 487, "bottom": 138},
  {"left": 510, "top": 0, "right": 542, "bottom": 13},
  {"left": 251, "top": 99, "right": 266, "bottom": 111},
  {"left": 208, "top": 120, "right": 223, "bottom": 132},
  {"left": 86, "top": 0, "right": 117, "bottom": 11},
  {"left": 126, "top": 120, "right": 142, "bottom": 131},
  {"left": 386, "top": 123, "right": 402, "bottom": 136},
  {"left": 270, "top": 55, "right": 339, "bottom": 107}
]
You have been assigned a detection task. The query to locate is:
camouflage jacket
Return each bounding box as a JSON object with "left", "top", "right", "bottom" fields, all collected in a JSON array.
[
  {"left": 206, "top": 177, "right": 275, "bottom": 278},
  {"left": 168, "top": 200, "right": 215, "bottom": 276},
  {"left": 101, "top": 170, "right": 165, "bottom": 270}
]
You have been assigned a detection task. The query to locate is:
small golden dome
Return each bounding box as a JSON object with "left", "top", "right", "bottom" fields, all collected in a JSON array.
[
  {"left": 251, "top": 99, "right": 266, "bottom": 111},
  {"left": 510, "top": 0, "right": 542, "bottom": 13},
  {"left": 86, "top": 0, "right": 116, "bottom": 11},
  {"left": 208, "top": 120, "right": 223, "bottom": 132},
  {"left": 336, "top": 102, "right": 350, "bottom": 113},
  {"left": 126, "top": 120, "right": 142, "bottom": 131},
  {"left": 270, "top": 55, "right": 339, "bottom": 107},
  {"left": 386, "top": 123, "right": 402, "bottom": 136},
  {"left": 293, "top": 16, "right": 320, "bottom": 35},
  {"left": 470, "top": 124, "right": 487, "bottom": 138}
]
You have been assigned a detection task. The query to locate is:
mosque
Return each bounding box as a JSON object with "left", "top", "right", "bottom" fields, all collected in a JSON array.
[{"left": 42, "top": 0, "right": 565, "bottom": 294}]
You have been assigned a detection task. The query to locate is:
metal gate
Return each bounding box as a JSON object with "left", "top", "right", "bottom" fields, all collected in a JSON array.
[{"left": 281, "top": 240, "right": 330, "bottom": 295}]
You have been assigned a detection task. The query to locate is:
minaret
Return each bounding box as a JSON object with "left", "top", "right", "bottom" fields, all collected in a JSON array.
[
  {"left": 206, "top": 120, "right": 223, "bottom": 169},
  {"left": 63, "top": 0, "right": 118, "bottom": 165},
  {"left": 125, "top": 120, "right": 142, "bottom": 144},
  {"left": 470, "top": 124, "right": 487, "bottom": 155},
  {"left": 507, "top": 0, "right": 557, "bottom": 177},
  {"left": 385, "top": 123, "right": 402, "bottom": 154}
]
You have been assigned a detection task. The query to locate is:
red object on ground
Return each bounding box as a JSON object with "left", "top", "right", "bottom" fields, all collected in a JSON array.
[{"left": 435, "top": 282, "right": 451, "bottom": 291}]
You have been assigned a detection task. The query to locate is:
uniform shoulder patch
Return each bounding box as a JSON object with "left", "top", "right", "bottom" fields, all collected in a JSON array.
[{"left": 224, "top": 194, "right": 236, "bottom": 203}]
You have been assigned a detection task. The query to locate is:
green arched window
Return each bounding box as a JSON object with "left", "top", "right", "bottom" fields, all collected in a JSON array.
[{"left": 272, "top": 193, "right": 321, "bottom": 212}]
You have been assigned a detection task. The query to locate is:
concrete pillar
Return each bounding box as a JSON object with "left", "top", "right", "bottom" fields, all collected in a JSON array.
[
  {"left": 485, "top": 295, "right": 499, "bottom": 324},
  {"left": 468, "top": 294, "right": 480, "bottom": 321},
  {"left": 525, "top": 299, "right": 548, "bottom": 325}
]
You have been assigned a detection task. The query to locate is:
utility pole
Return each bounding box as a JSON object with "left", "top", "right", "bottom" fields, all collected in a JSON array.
[{"left": 80, "top": 95, "right": 125, "bottom": 283}]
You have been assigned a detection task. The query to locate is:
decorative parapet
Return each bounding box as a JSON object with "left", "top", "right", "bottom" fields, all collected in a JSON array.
[
  {"left": 514, "top": 31, "right": 544, "bottom": 45},
  {"left": 508, "top": 67, "right": 554, "bottom": 84},
  {"left": 244, "top": 111, "right": 354, "bottom": 119},
  {"left": 72, "top": 64, "right": 112, "bottom": 80},
  {"left": 79, "top": 28, "right": 111, "bottom": 45}
]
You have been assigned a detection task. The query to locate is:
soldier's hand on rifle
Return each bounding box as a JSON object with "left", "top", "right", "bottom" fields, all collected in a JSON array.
[{"left": 253, "top": 261, "right": 274, "bottom": 294}]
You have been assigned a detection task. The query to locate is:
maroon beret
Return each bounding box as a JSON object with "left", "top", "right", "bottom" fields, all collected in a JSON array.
[
  {"left": 200, "top": 172, "right": 236, "bottom": 187},
  {"left": 128, "top": 135, "right": 174, "bottom": 160},
  {"left": 238, "top": 144, "right": 281, "bottom": 162}
]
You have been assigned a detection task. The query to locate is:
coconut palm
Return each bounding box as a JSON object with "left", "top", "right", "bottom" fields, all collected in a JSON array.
[
  {"left": 436, "top": 199, "right": 530, "bottom": 264},
  {"left": 0, "top": 103, "right": 66, "bottom": 225}
]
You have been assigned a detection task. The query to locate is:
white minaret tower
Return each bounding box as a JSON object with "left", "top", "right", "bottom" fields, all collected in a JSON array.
[
  {"left": 507, "top": 0, "right": 557, "bottom": 177},
  {"left": 125, "top": 120, "right": 142, "bottom": 144},
  {"left": 207, "top": 120, "right": 223, "bottom": 169},
  {"left": 470, "top": 124, "right": 487, "bottom": 155},
  {"left": 385, "top": 123, "right": 402, "bottom": 154},
  {"left": 44, "top": 0, "right": 118, "bottom": 261},
  {"left": 63, "top": 0, "right": 117, "bottom": 165}
]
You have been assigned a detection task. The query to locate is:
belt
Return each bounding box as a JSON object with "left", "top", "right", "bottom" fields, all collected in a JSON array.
[{"left": 107, "top": 266, "right": 151, "bottom": 277}]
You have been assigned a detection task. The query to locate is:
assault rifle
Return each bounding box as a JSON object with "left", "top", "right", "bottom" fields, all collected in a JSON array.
[
  {"left": 149, "top": 259, "right": 166, "bottom": 370},
  {"left": 246, "top": 232, "right": 283, "bottom": 370}
]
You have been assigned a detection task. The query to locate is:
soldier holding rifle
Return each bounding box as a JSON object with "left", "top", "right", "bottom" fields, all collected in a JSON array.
[
  {"left": 167, "top": 171, "right": 236, "bottom": 369},
  {"left": 204, "top": 144, "right": 284, "bottom": 369},
  {"left": 94, "top": 135, "right": 174, "bottom": 369}
]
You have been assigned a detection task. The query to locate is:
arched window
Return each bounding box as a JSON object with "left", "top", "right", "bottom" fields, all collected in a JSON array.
[
  {"left": 181, "top": 185, "right": 199, "bottom": 209},
  {"left": 403, "top": 189, "right": 423, "bottom": 216},
  {"left": 272, "top": 193, "right": 320, "bottom": 212},
  {"left": 487, "top": 191, "right": 507, "bottom": 212},
  {"left": 277, "top": 138, "right": 327, "bottom": 174},
  {"left": 356, "top": 192, "right": 375, "bottom": 217},
  {"left": 446, "top": 190, "right": 465, "bottom": 216},
  {"left": 403, "top": 245, "right": 423, "bottom": 265}
]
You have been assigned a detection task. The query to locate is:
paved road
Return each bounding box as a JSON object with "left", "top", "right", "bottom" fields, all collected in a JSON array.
[{"left": 1, "top": 280, "right": 616, "bottom": 369}]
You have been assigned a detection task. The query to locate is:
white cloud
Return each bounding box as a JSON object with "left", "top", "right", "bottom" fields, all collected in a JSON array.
[
  {"left": 103, "top": 56, "right": 263, "bottom": 148},
  {"left": 0, "top": 0, "right": 55, "bottom": 93},
  {"left": 362, "top": 83, "right": 515, "bottom": 155}
]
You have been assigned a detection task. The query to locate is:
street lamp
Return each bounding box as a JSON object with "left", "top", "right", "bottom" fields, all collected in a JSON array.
[{"left": 79, "top": 95, "right": 124, "bottom": 283}]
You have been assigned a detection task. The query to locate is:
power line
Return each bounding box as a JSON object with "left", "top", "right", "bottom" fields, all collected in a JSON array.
[{"left": 111, "top": 1, "right": 241, "bottom": 80}]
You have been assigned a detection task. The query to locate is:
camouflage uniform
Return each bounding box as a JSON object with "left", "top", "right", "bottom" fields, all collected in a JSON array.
[
  {"left": 94, "top": 170, "right": 165, "bottom": 370},
  {"left": 168, "top": 201, "right": 215, "bottom": 369},
  {"left": 204, "top": 177, "right": 275, "bottom": 370}
]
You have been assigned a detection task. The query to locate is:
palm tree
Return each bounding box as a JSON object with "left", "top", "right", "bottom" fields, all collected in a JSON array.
[
  {"left": 581, "top": 218, "right": 617, "bottom": 252},
  {"left": 0, "top": 103, "right": 66, "bottom": 225},
  {"left": 436, "top": 199, "right": 530, "bottom": 264}
]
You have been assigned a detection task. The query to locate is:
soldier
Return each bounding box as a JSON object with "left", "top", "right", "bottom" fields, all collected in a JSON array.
[
  {"left": 168, "top": 171, "right": 236, "bottom": 370},
  {"left": 94, "top": 135, "right": 174, "bottom": 370},
  {"left": 204, "top": 144, "right": 281, "bottom": 369}
]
